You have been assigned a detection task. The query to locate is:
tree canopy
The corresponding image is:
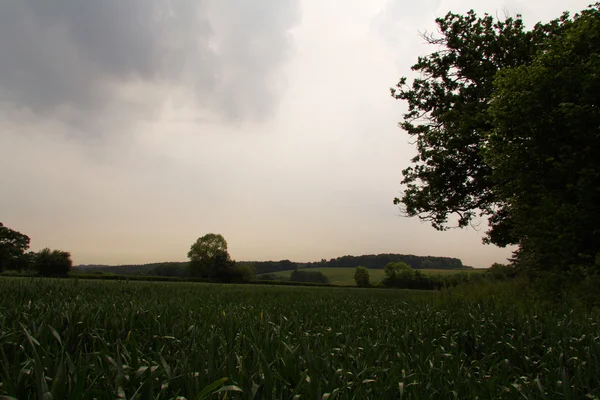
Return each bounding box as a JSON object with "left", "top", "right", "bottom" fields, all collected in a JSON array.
[
  {"left": 486, "top": 7, "right": 600, "bottom": 275},
  {"left": 0, "top": 222, "right": 31, "bottom": 271},
  {"left": 35, "top": 248, "right": 72, "bottom": 277},
  {"left": 354, "top": 266, "right": 370, "bottom": 287},
  {"left": 188, "top": 233, "right": 234, "bottom": 280},
  {"left": 393, "top": 5, "right": 600, "bottom": 276}
]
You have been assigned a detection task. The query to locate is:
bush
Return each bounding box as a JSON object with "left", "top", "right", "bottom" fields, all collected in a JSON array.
[
  {"left": 382, "top": 262, "right": 415, "bottom": 288},
  {"left": 35, "top": 248, "right": 72, "bottom": 277},
  {"left": 290, "top": 269, "right": 329, "bottom": 284},
  {"left": 354, "top": 266, "right": 370, "bottom": 287},
  {"left": 257, "top": 273, "right": 279, "bottom": 281},
  {"left": 487, "top": 263, "right": 517, "bottom": 281},
  {"left": 231, "top": 263, "right": 256, "bottom": 283}
]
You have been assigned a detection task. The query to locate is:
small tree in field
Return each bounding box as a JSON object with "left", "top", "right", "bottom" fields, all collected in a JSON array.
[
  {"left": 383, "top": 262, "right": 415, "bottom": 288},
  {"left": 354, "top": 266, "right": 370, "bottom": 287},
  {"left": 35, "top": 248, "right": 72, "bottom": 277}
]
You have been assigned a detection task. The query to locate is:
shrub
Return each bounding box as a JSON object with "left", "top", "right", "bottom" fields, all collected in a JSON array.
[
  {"left": 290, "top": 269, "right": 330, "bottom": 284},
  {"left": 354, "top": 266, "right": 370, "bottom": 287},
  {"left": 34, "top": 248, "right": 72, "bottom": 277}
]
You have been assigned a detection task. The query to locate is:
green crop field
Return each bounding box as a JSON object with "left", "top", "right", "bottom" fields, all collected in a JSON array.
[
  {"left": 0, "top": 277, "right": 598, "bottom": 399},
  {"left": 268, "top": 267, "right": 486, "bottom": 286}
]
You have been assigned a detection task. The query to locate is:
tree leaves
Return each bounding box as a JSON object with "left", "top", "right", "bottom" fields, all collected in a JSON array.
[
  {"left": 0, "top": 222, "right": 31, "bottom": 271},
  {"left": 187, "top": 233, "right": 235, "bottom": 281},
  {"left": 486, "top": 5, "right": 600, "bottom": 275},
  {"left": 393, "top": 4, "right": 600, "bottom": 275}
]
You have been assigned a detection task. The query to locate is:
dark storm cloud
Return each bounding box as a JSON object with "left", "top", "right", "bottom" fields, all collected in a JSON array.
[{"left": 0, "top": 0, "right": 299, "bottom": 124}]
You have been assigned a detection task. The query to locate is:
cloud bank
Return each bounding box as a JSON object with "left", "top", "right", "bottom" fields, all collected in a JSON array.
[{"left": 0, "top": 0, "right": 299, "bottom": 132}]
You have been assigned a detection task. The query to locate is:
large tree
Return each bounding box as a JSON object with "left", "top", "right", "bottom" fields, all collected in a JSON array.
[
  {"left": 392, "top": 5, "right": 600, "bottom": 274},
  {"left": 486, "top": 7, "right": 600, "bottom": 275},
  {"left": 0, "top": 222, "right": 31, "bottom": 271},
  {"left": 187, "top": 233, "right": 235, "bottom": 281}
]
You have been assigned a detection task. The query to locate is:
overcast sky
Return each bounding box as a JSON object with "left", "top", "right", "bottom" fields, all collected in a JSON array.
[{"left": 0, "top": 0, "right": 591, "bottom": 267}]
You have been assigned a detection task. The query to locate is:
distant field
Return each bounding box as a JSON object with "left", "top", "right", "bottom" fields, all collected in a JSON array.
[{"left": 268, "top": 267, "right": 486, "bottom": 285}]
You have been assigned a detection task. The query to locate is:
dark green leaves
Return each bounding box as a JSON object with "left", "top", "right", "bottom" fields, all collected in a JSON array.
[
  {"left": 0, "top": 222, "right": 31, "bottom": 272},
  {"left": 393, "top": 4, "right": 600, "bottom": 275},
  {"left": 486, "top": 5, "right": 600, "bottom": 275}
]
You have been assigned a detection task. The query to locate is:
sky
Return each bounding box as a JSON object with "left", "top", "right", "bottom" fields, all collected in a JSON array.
[{"left": 0, "top": 0, "right": 592, "bottom": 268}]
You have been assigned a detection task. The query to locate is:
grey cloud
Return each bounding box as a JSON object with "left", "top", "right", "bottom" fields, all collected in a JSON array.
[{"left": 0, "top": 0, "right": 299, "bottom": 126}]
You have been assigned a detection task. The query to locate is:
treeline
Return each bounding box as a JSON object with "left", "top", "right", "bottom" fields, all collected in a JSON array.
[
  {"left": 76, "top": 253, "right": 468, "bottom": 277},
  {"left": 306, "top": 254, "right": 467, "bottom": 270},
  {"left": 77, "top": 262, "right": 189, "bottom": 276},
  {"left": 239, "top": 260, "right": 297, "bottom": 275}
]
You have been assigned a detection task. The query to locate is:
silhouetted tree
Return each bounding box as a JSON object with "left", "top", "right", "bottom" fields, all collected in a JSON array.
[
  {"left": 0, "top": 222, "right": 31, "bottom": 271},
  {"left": 35, "top": 248, "right": 72, "bottom": 277},
  {"left": 187, "top": 234, "right": 246, "bottom": 282}
]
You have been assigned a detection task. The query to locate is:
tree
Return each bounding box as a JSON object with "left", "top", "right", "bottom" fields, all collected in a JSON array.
[
  {"left": 187, "top": 234, "right": 235, "bottom": 281},
  {"left": 486, "top": 6, "right": 600, "bottom": 276},
  {"left": 0, "top": 222, "right": 31, "bottom": 271},
  {"left": 290, "top": 269, "right": 330, "bottom": 284},
  {"left": 383, "top": 262, "right": 415, "bottom": 288},
  {"left": 354, "top": 266, "right": 370, "bottom": 287},
  {"left": 35, "top": 248, "right": 72, "bottom": 277},
  {"left": 232, "top": 263, "right": 256, "bottom": 282},
  {"left": 384, "top": 262, "right": 415, "bottom": 279},
  {"left": 392, "top": 5, "right": 600, "bottom": 275}
]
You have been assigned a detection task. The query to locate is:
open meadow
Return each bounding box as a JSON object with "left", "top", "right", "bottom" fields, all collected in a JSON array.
[
  {"left": 1, "top": 277, "right": 598, "bottom": 399},
  {"left": 268, "top": 267, "right": 485, "bottom": 286}
]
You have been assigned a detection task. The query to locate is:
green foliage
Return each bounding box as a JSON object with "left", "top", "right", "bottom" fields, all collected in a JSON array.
[
  {"left": 383, "top": 262, "right": 415, "bottom": 281},
  {"left": 307, "top": 253, "right": 465, "bottom": 270},
  {"left": 231, "top": 263, "right": 256, "bottom": 283},
  {"left": 249, "top": 259, "right": 298, "bottom": 274},
  {"left": 187, "top": 233, "right": 237, "bottom": 281},
  {"left": 392, "top": 4, "right": 600, "bottom": 277},
  {"left": 486, "top": 5, "right": 600, "bottom": 276},
  {"left": 391, "top": 10, "right": 549, "bottom": 242},
  {"left": 151, "top": 262, "right": 188, "bottom": 277},
  {"left": 290, "top": 269, "right": 330, "bottom": 284},
  {"left": 77, "top": 254, "right": 469, "bottom": 277},
  {"left": 0, "top": 278, "right": 598, "bottom": 398},
  {"left": 353, "top": 266, "right": 370, "bottom": 287},
  {"left": 257, "top": 273, "right": 279, "bottom": 281},
  {"left": 380, "top": 263, "right": 465, "bottom": 290},
  {"left": 0, "top": 222, "right": 31, "bottom": 271},
  {"left": 34, "top": 248, "right": 72, "bottom": 277},
  {"left": 487, "top": 263, "right": 517, "bottom": 281},
  {"left": 271, "top": 267, "right": 486, "bottom": 288}
]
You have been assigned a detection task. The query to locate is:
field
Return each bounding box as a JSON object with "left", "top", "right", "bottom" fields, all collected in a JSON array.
[
  {"left": 1, "top": 278, "right": 598, "bottom": 399},
  {"left": 268, "top": 267, "right": 486, "bottom": 285}
]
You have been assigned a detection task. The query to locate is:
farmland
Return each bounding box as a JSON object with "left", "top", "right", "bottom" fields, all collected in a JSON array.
[
  {"left": 267, "top": 267, "right": 486, "bottom": 286},
  {"left": 1, "top": 278, "right": 599, "bottom": 399}
]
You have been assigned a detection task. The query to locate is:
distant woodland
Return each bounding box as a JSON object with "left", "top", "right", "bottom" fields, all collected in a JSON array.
[{"left": 76, "top": 253, "right": 470, "bottom": 277}]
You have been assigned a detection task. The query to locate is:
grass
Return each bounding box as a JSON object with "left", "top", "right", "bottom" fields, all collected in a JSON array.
[
  {"left": 0, "top": 277, "right": 598, "bottom": 399},
  {"left": 268, "top": 267, "right": 486, "bottom": 285}
]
